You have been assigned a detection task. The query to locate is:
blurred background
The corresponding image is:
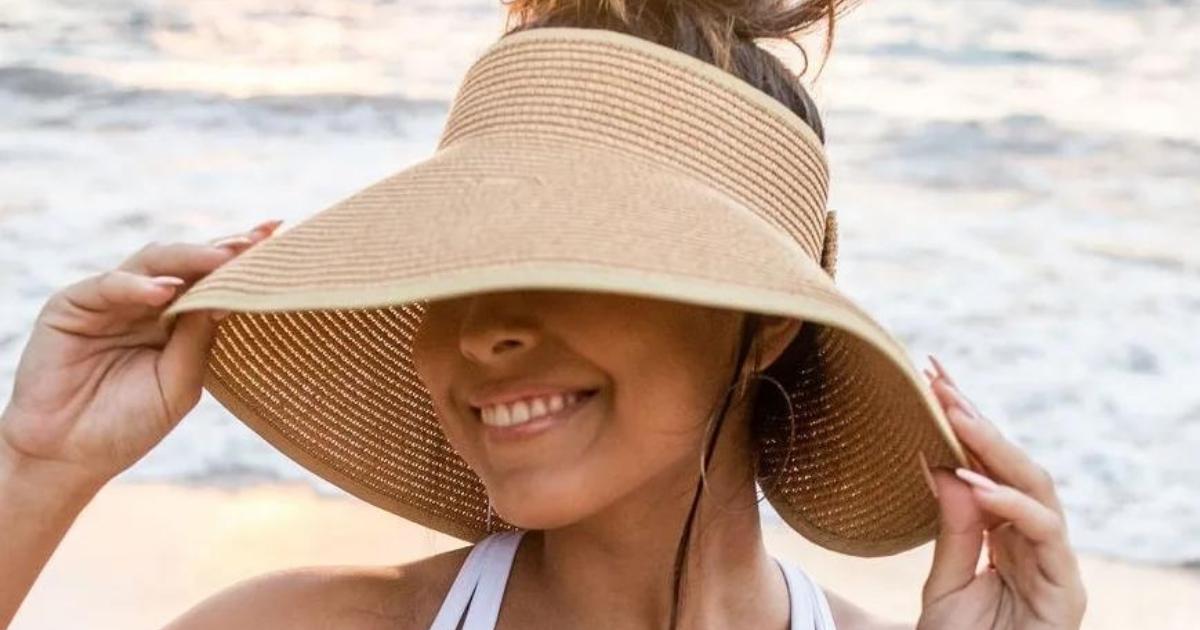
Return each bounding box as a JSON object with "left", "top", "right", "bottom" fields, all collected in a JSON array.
[{"left": 1, "top": 0, "right": 1197, "bottom": 628}]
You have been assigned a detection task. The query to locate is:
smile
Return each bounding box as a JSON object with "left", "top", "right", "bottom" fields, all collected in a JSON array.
[
  {"left": 474, "top": 389, "right": 598, "bottom": 444},
  {"left": 477, "top": 389, "right": 596, "bottom": 427}
]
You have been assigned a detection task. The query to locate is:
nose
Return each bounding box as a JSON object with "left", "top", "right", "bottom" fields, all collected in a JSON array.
[{"left": 456, "top": 292, "right": 541, "bottom": 365}]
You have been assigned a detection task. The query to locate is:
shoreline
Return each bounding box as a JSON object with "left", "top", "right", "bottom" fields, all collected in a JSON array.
[{"left": 12, "top": 481, "right": 1199, "bottom": 629}]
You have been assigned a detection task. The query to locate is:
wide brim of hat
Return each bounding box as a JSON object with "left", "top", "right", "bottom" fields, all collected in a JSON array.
[{"left": 162, "top": 134, "right": 967, "bottom": 557}]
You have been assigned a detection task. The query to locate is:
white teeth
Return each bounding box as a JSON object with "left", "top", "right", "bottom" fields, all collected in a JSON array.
[
  {"left": 494, "top": 404, "right": 511, "bottom": 426},
  {"left": 479, "top": 391, "right": 589, "bottom": 427},
  {"left": 511, "top": 400, "right": 530, "bottom": 423}
]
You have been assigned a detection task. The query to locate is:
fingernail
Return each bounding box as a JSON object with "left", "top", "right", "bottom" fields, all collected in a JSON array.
[
  {"left": 210, "top": 309, "right": 230, "bottom": 322},
  {"left": 927, "top": 354, "right": 958, "bottom": 387},
  {"left": 253, "top": 219, "right": 284, "bottom": 233},
  {"left": 955, "top": 467, "right": 999, "bottom": 492},
  {"left": 917, "top": 452, "right": 939, "bottom": 499},
  {"left": 922, "top": 367, "right": 937, "bottom": 383},
  {"left": 211, "top": 235, "right": 255, "bottom": 250},
  {"left": 150, "top": 276, "right": 185, "bottom": 287}
]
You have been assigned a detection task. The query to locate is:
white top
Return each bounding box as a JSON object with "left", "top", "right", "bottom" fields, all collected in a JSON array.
[{"left": 428, "top": 530, "right": 837, "bottom": 630}]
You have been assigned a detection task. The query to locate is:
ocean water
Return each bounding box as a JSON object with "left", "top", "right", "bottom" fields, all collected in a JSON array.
[{"left": 1, "top": 0, "right": 1197, "bottom": 566}]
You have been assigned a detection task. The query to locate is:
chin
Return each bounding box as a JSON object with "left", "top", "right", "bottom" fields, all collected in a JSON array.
[
  {"left": 489, "top": 478, "right": 599, "bottom": 531},
  {"left": 496, "top": 508, "right": 580, "bottom": 531}
]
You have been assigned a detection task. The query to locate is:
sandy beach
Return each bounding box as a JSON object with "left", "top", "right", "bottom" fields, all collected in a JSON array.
[{"left": 10, "top": 481, "right": 1198, "bottom": 630}]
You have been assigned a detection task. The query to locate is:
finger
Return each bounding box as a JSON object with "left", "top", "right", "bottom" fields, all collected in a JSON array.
[
  {"left": 118, "top": 220, "right": 284, "bottom": 280},
  {"left": 46, "top": 271, "right": 185, "bottom": 336},
  {"left": 987, "top": 522, "right": 1037, "bottom": 593},
  {"left": 929, "top": 385, "right": 996, "bottom": 480},
  {"left": 247, "top": 218, "right": 285, "bottom": 237},
  {"left": 51, "top": 270, "right": 183, "bottom": 319},
  {"left": 940, "top": 396, "right": 1063, "bottom": 512},
  {"left": 117, "top": 240, "right": 240, "bottom": 280},
  {"left": 924, "top": 361, "right": 994, "bottom": 475},
  {"left": 205, "top": 218, "right": 284, "bottom": 247},
  {"left": 927, "top": 356, "right": 1056, "bottom": 506},
  {"left": 921, "top": 459, "right": 987, "bottom": 606},
  {"left": 927, "top": 354, "right": 958, "bottom": 388},
  {"left": 207, "top": 235, "right": 255, "bottom": 249},
  {"left": 954, "top": 467, "right": 1079, "bottom": 587},
  {"left": 155, "top": 310, "right": 220, "bottom": 423},
  {"left": 927, "top": 368, "right": 981, "bottom": 422}
]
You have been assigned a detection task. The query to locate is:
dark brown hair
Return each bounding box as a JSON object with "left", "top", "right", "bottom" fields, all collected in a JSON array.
[
  {"left": 503, "top": 0, "right": 861, "bottom": 142},
  {"left": 500, "top": 1, "right": 854, "bottom": 627}
]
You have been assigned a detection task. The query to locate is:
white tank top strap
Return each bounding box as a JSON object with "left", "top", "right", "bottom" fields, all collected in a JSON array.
[
  {"left": 427, "top": 530, "right": 525, "bottom": 630},
  {"left": 460, "top": 531, "right": 524, "bottom": 629},
  {"left": 774, "top": 555, "right": 838, "bottom": 630},
  {"left": 429, "top": 531, "right": 836, "bottom": 630}
]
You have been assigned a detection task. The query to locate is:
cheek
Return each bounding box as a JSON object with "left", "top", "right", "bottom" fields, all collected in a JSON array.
[
  {"left": 410, "top": 315, "right": 472, "bottom": 444},
  {"left": 410, "top": 326, "right": 446, "bottom": 400},
  {"left": 636, "top": 369, "right": 719, "bottom": 431},
  {"left": 597, "top": 319, "right": 734, "bottom": 471}
]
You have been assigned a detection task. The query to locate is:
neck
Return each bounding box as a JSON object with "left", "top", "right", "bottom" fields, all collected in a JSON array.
[{"left": 515, "top": 411, "right": 791, "bottom": 629}]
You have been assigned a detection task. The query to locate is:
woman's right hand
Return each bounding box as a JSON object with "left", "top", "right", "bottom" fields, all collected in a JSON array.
[{"left": 0, "top": 219, "right": 283, "bottom": 487}]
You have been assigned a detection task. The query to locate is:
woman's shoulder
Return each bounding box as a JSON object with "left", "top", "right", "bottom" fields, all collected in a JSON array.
[{"left": 160, "top": 545, "right": 475, "bottom": 630}]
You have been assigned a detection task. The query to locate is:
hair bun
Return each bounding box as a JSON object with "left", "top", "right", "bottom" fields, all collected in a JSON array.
[
  {"left": 502, "top": 0, "right": 853, "bottom": 141},
  {"left": 504, "top": 1, "right": 857, "bottom": 75}
]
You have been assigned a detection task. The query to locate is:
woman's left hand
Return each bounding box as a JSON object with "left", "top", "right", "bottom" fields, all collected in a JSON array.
[{"left": 915, "top": 356, "right": 1087, "bottom": 630}]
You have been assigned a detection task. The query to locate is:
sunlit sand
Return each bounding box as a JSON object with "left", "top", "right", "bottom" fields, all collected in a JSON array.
[{"left": 11, "top": 481, "right": 1198, "bottom": 629}]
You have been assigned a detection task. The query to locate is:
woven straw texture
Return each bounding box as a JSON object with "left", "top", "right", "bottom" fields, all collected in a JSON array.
[{"left": 162, "top": 27, "right": 966, "bottom": 557}]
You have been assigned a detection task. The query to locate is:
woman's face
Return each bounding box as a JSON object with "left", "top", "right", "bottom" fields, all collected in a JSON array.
[{"left": 411, "top": 289, "right": 799, "bottom": 529}]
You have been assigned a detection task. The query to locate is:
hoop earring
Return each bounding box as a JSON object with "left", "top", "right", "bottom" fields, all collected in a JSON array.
[
  {"left": 699, "top": 370, "right": 798, "bottom": 506},
  {"left": 743, "top": 370, "right": 798, "bottom": 500},
  {"left": 698, "top": 367, "right": 753, "bottom": 486}
]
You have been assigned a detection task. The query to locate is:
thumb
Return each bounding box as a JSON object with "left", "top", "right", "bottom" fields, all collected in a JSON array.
[
  {"left": 922, "top": 464, "right": 987, "bottom": 606},
  {"left": 156, "top": 310, "right": 222, "bottom": 422}
]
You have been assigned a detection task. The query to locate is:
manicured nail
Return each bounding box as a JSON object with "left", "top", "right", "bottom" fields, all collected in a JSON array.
[
  {"left": 212, "top": 235, "right": 255, "bottom": 249},
  {"left": 253, "top": 219, "right": 284, "bottom": 233},
  {"left": 927, "top": 354, "right": 958, "bottom": 387},
  {"left": 149, "top": 276, "right": 185, "bottom": 287},
  {"left": 955, "top": 467, "right": 999, "bottom": 492},
  {"left": 210, "top": 309, "right": 230, "bottom": 322},
  {"left": 917, "top": 452, "right": 939, "bottom": 499},
  {"left": 922, "top": 367, "right": 937, "bottom": 383}
]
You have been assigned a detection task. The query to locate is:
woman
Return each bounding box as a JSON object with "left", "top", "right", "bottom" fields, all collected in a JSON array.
[{"left": 0, "top": 1, "right": 1086, "bottom": 629}]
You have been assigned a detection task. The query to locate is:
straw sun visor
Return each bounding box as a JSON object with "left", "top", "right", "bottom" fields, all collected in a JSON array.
[
  {"left": 159, "top": 26, "right": 967, "bottom": 557},
  {"left": 159, "top": 138, "right": 964, "bottom": 555}
]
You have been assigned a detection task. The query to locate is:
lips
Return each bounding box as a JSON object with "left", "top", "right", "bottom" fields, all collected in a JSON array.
[{"left": 476, "top": 389, "right": 599, "bottom": 444}]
